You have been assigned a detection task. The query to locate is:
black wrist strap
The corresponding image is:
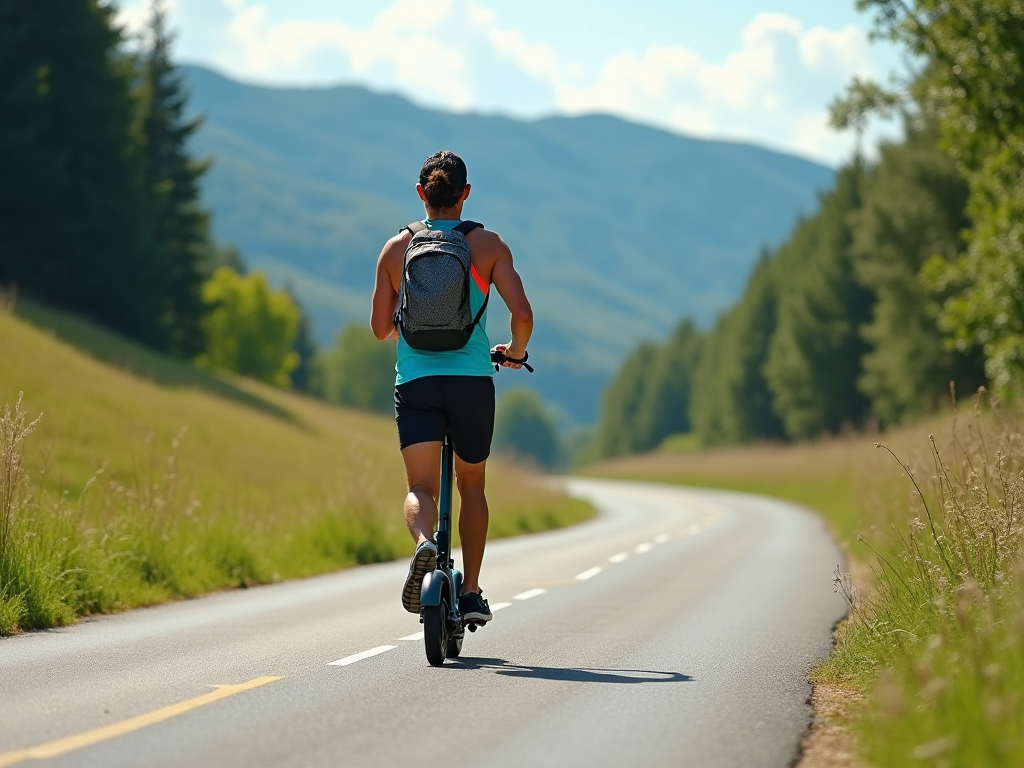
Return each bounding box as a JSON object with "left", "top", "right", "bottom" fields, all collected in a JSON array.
[{"left": 492, "top": 350, "right": 534, "bottom": 373}]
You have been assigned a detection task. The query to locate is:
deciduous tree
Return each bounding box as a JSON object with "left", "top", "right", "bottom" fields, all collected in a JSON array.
[
  {"left": 198, "top": 268, "right": 300, "bottom": 388},
  {"left": 315, "top": 324, "right": 395, "bottom": 413},
  {"left": 494, "top": 388, "right": 560, "bottom": 468}
]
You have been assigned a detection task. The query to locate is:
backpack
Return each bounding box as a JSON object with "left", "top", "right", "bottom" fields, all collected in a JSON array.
[{"left": 395, "top": 220, "right": 488, "bottom": 352}]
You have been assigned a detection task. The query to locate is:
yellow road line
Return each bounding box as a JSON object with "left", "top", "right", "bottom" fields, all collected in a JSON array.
[{"left": 0, "top": 676, "right": 282, "bottom": 767}]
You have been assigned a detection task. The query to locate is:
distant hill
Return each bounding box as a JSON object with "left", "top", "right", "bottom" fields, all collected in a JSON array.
[{"left": 183, "top": 65, "right": 833, "bottom": 423}]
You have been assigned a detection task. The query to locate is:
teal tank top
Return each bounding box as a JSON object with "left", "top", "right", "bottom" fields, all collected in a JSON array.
[{"left": 395, "top": 219, "right": 494, "bottom": 385}]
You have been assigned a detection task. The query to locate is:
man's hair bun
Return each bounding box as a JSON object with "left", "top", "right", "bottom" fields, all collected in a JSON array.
[{"left": 419, "top": 151, "right": 467, "bottom": 209}]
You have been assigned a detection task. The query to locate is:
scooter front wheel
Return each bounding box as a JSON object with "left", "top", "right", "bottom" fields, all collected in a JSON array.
[{"left": 422, "top": 603, "right": 447, "bottom": 666}]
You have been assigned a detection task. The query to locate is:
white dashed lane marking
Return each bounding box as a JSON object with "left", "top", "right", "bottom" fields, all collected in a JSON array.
[
  {"left": 328, "top": 645, "right": 397, "bottom": 666},
  {"left": 575, "top": 567, "right": 602, "bottom": 581},
  {"left": 328, "top": 515, "right": 724, "bottom": 670},
  {"left": 513, "top": 588, "right": 547, "bottom": 601},
  {"left": 335, "top": 519, "right": 717, "bottom": 669}
]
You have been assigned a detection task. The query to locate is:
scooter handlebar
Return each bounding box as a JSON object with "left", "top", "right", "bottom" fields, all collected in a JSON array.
[{"left": 490, "top": 348, "right": 534, "bottom": 373}]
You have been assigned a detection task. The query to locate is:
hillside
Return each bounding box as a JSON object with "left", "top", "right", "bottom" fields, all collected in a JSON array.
[
  {"left": 183, "top": 65, "right": 834, "bottom": 423},
  {"left": 0, "top": 303, "right": 589, "bottom": 631}
]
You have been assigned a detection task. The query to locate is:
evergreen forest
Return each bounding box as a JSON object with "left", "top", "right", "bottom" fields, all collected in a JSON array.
[
  {"left": 597, "top": 0, "right": 1022, "bottom": 456},
  {"left": 0, "top": 1, "right": 315, "bottom": 389}
]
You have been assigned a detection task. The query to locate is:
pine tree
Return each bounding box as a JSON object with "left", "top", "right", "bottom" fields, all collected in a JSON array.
[
  {"left": 690, "top": 317, "right": 735, "bottom": 447},
  {"left": 722, "top": 254, "right": 786, "bottom": 442},
  {"left": 690, "top": 254, "right": 784, "bottom": 446},
  {"left": 136, "top": 0, "right": 212, "bottom": 356},
  {"left": 596, "top": 343, "right": 660, "bottom": 457},
  {"left": 0, "top": 0, "right": 163, "bottom": 344},
  {"left": 632, "top": 320, "right": 703, "bottom": 450},
  {"left": 764, "top": 164, "right": 874, "bottom": 439},
  {"left": 851, "top": 123, "right": 984, "bottom": 423}
]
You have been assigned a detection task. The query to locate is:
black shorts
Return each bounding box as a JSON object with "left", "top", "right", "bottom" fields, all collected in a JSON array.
[{"left": 394, "top": 376, "right": 495, "bottom": 464}]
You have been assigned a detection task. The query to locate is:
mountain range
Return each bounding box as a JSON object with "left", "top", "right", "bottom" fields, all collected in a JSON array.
[{"left": 183, "top": 64, "right": 834, "bottom": 423}]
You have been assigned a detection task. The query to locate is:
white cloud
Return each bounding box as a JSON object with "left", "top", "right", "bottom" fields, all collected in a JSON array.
[
  {"left": 115, "top": 0, "right": 893, "bottom": 164},
  {"left": 115, "top": 0, "right": 178, "bottom": 40},
  {"left": 168, "top": 0, "right": 555, "bottom": 114},
  {"left": 553, "top": 13, "right": 877, "bottom": 160}
]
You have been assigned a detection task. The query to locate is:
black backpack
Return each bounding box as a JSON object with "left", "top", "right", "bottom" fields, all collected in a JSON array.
[{"left": 395, "top": 220, "right": 488, "bottom": 352}]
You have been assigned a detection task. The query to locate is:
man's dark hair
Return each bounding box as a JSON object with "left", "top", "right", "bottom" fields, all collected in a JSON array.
[{"left": 419, "top": 151, "right": 468, "bottom": 210}]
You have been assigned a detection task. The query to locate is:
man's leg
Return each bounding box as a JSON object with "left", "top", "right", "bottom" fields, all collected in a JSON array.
[
  {"left": 401, "top": 442, "right": 442, "bottom": 544},
  {"left": 455, "top": 456, "right": 488, "bottom": 594}
]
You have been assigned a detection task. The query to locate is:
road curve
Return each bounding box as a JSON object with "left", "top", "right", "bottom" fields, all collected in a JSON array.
[{"left": 0, "top": 479, "right": 846, "bottom": 768}]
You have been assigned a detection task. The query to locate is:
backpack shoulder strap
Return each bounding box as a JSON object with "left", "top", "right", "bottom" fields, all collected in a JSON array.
[
  {"left": 454, "top": 220, "right": 483, "bottom": 236},
  {"left": 469, "top": 289, "right": 489, "bottom": 330},
  {"left": 402, "top": 221, "right": 428, "bottom": 236}
]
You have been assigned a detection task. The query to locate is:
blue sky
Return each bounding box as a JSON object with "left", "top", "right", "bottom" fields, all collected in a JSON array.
[{"left": 117, "top": 0, "right": 905, "bottom": 165}]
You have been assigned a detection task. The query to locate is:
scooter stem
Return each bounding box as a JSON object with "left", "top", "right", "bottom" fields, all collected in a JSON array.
[{"left": 437, "top": 433, "right": 455, "bottom": 567}]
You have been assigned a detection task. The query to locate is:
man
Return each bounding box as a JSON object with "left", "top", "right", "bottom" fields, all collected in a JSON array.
[{"left": 371, "top": 150, "right": 534, "bottom": 623}]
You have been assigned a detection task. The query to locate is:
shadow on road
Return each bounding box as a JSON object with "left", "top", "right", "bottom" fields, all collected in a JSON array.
[{"left": 449, "top": 657, "right": 693, "bottom": 684}]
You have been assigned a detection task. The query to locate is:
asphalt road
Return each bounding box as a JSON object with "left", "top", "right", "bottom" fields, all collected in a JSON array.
[{"left": 0, "top": 479, "right": 846, "bottom": 768}]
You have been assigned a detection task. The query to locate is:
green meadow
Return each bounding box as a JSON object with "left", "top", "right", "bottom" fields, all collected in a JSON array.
[{"left": 0, "top": 302, "right": 591, "bottom": 634}]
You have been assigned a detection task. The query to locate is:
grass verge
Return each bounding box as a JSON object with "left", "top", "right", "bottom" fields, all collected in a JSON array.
[
  {"left": 589, "top": 401, "right": 1024, "bottom": 766},
  {"left": 0, "top": 306, "right": 592, "bottom": 635}
]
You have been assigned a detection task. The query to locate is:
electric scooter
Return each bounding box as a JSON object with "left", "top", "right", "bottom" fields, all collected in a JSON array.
[{"left": 419, "top": 348, "right": 532, "bottom": 666}]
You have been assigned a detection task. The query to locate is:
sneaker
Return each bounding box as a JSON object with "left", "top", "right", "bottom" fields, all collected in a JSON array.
[
  {"left": 458, "top": 590, "right": 492, "bottom": 623},
  {"left": 402, "top": 540, "right": 438, "bottom": 613}
]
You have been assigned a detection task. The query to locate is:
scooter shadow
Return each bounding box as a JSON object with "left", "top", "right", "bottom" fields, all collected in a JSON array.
[{"left": 448, "top": 656, "right": 693, "bottom": 684}]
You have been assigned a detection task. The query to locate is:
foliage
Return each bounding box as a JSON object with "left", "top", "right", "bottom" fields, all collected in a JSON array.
[
  {"left": 853, "top": 0, "right": 1024, "bottom": 397},
  {"left": 315, "top": 324, "right": 396, "bottom": 414},
  {"left": 850, "top": 121, "right": 984, "bottom": 424},
  {"left": 135, "top": 1, "right": 212, "bottom": 357},
  {"left": 691, "top": 256, "right": 784, "bottom": 446},
  {"left": 493, "top": 388, "right": 561, "bottom": 468},
  {"left": 197, "top": 267, "right": 300, "bottom": 388},
  {"left": 640, "top": 321, "right": 703, "bottom": 444},
  {"left": 596, "top": 343, "right": 660, "bottom": 458},
  {"left": 0, "top": 309, "right": 592, "bottom": 634},
  {"left": 0, "top": 0, "right": 162, "bottom": 344},
  {"left": 597, "top": 321, "right": 702, "bottom": 457},
  {"left": 285, "top": 286, "right": 318, "bottom": 393},
  {"left": 0, "top": 1, "right": 217, "bottom": 356},
  {"left": 764, "top": 164, "right": 874, "bottom": 439},
  {"left": 598, "top": 132, "right": 992, "bottom": 449}
]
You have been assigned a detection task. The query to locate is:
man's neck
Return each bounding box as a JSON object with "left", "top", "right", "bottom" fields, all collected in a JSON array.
[{"left": 424, "top": 205, "right": 464, "bottom": 221}]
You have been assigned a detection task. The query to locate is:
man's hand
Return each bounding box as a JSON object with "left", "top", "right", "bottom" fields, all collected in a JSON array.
[{"left": 493, "top": 343, "right": 526, "bottom": 370}]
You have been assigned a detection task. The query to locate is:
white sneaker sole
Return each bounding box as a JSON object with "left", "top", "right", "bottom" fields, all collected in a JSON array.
[{"left": 402, "top": 545, "right": 437, "bottom": 613}]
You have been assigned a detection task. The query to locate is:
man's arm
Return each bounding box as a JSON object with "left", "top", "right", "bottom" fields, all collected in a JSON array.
[
  {"left": 490, "top": 235, "right": 533, "bottom": 367},
  {"left": 370, "top": 237, "right": 404, "bottom": 341}
]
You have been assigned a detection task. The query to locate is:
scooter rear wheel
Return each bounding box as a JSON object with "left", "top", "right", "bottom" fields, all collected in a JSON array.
[{"left": 423, "top": 602, "right": 447, "bottom": 666}]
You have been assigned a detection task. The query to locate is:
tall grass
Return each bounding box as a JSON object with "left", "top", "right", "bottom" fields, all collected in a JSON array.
[
  {"left": 590, "top": 396, "right": 1024, "bottom": 763},
  {"left": 817, "top": 394, "right": 1024, "bottom": 765},
  {"left": 0, "top": 394, "right": 45, "bottom": 632},
  {"left": 0, "top": 392, "right": 589, "bottom": 636},
  {"left": 0, "top": 306, "right": 590, "bottom": 635}
]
